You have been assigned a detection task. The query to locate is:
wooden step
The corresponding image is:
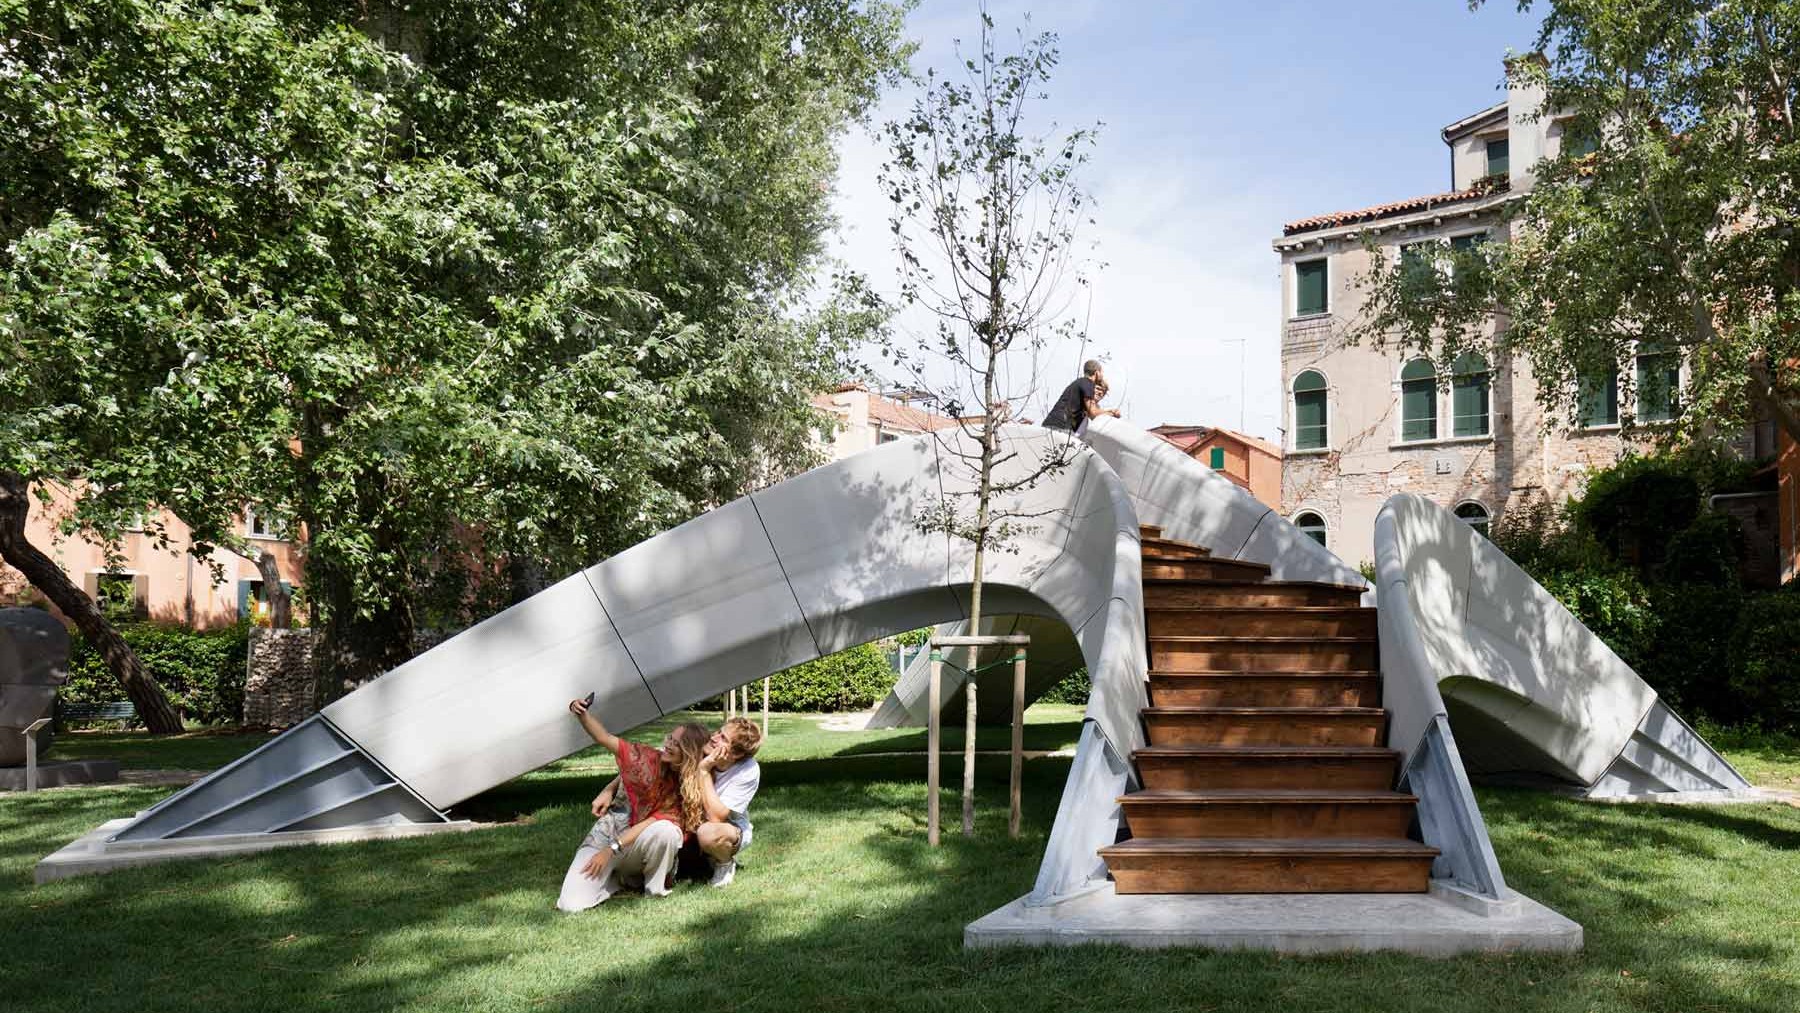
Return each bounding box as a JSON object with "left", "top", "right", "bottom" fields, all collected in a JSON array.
[
  {"left": 1118, "top": 789, "right": 1418, "bottom": 840},
  {"left": 1148, "top": 636, "right": 1378, "bottom": 673},
  {"left": 1099, "top": 838, "right": 1438, "bottom": 894},
  {"left": 1141, "top": 536, "right": 1211, "bottom": 560},
  {"left": 1138, "top": 524, "right": 1162, "bottom": 538},
  {"left": 1144, "top": 606, "right": 1376, "bottom": 639},
  {"left": 1148, "top": 672, "right": 1381, "bottom": 708},
  {"left": 1141, "top": 557, "right": 1271, "bottom": 582},
  {"left": 1144, "top": 707, "right": 1387, "bottom": 747},
  {"left": 1144, "top": 580, "right": 1366, "bottom": 609},
  {"left": 1134, "top": 745, "right": 1401, "bottom": 791}
]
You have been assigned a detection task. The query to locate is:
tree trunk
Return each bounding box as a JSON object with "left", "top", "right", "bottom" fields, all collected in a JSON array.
[
  {"left": 255, "top": 549, "right": 292, "bottom": 629},
  {"left": 0, "top": 471, "right": 184, "bottom": 733}
]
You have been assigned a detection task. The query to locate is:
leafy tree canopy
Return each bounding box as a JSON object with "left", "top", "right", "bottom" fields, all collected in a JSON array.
[
  {"left": 1, "top": 0, "right": 904, "bottom": 690},
  {"left": 1351, "top": 0, "right": 1800, "bottom": 444}
]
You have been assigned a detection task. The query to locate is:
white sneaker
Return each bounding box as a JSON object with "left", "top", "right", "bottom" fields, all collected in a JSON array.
[{"left": 708, "top": 860, "right": 736, "bottom": 887}]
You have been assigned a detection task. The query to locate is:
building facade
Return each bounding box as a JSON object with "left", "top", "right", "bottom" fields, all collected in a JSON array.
[
  {"left": 1148, "top": 424, "right": 1283, "bottom": 510},
  {"left": 0, "top": 484, "right": 303, "bottom": 630},
  {"left": 811, "top": 383, "right": 960, "bottom": 462},
  {"left": 1272, "top": 71, "right": 1654, "bottom": 566}
]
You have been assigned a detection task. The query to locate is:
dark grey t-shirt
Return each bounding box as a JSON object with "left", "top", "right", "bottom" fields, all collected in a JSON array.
[{"left": 1044, "top": 377, "right": 1096, "bottom": 431}]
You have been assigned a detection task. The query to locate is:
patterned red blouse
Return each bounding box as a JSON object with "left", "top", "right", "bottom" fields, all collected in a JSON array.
[{"left": 615, "top": 739, "right": 681, "bottom": 827}]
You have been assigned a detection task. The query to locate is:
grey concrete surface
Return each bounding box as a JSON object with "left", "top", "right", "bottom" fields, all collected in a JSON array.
[
  {"left": 0, "top": 759, "right": 118, "bottom": 791},
  {"left": 965, "top": 883, "right": 1583, "bottom": 954},
  {"left": 36, "top": 815, "right": 488, "bottom": 884},
  {"left": 1, "top": 607, "right": 71, "bottom": 766}
]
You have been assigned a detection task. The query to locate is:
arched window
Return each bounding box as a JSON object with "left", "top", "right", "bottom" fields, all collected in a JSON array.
[
  {"left": 1635, "top": 343, "right": 1680, "bottom": 423},
  {"left": 1454, "top": 502, "right": 1491, "bottom": 538},
  {"left": 1451, "top": 353, "right": 1491, "bottom": 438},
  {"left": 1399, "top": 358, "right": 1437, "bottom": 442},
  {"left": 1293, "top": 370, "right": 1328, "bottom": 450},
  {"left": 1293, "top": 511, "right": 1328, "bottom": 547}
]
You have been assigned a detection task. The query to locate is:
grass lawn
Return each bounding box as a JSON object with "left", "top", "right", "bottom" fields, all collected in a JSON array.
[{"left": 2, "top": 707, "right": 1797, "bottom": 1013}]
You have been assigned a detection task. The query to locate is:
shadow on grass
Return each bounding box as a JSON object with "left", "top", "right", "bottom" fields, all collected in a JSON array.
[{"left": 3, "top": 763, "right": 1798, "bottom": 1012}]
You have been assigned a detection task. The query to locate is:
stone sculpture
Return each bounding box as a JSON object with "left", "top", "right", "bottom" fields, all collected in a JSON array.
[{"left": 1, "top": 607, "right": 71, "bottom": 766}]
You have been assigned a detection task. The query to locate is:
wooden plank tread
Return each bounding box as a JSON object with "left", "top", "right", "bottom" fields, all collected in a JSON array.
[
  {"left": 1147, "top": 635, "right": 1376, "bottom": 644},
  {"left": 1141, "top": 578, "right": 1368, "bottom": 593},
  {"left": 1100, "top": 838, "right": 1439, "bottom": 858},
  {"left": 1145, "top": 606, "right": 1374, "bottom": 615},
  {"left": 1143, "top": 706, "right": 1385, "bottom": 716},
  {"left": 1120, "top": 789, "right": 1417, "bottom": 803},
  {"left": 1135, "top": 745, "right": 1401, "bottom": 759},
  {"left": 1148, "top": 670, "right": 1380, "bottom": 679}
]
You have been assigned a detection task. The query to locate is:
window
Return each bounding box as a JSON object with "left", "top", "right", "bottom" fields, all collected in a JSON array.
[
  {"left": 1399, "top": 241, "right": 1436, "bottom": 281},
  {"left": 1485, "top": 137, "right": 1510, "bottom": 177},
  {"left": 1579, "top": 366, "right": 1620, "bottom": 427},
  {"left": 1454, "top": 502, "right": 1491, "bottom": 538},
  {"left": 1451, "top": 353, "right": 1491, "bottom": 438},
  {"left": 1399, "top": 358, "right": 1438, "bottom": 442},
  {"left": 1208, "top": 446, "right": 1225, "bottom": 469},
  {"left": 246, "top": 506, "right": 275, "bottom": 539},
  {"left": 878, "top": 431, "right": 901, "bottom": 444},
  {"left": 1561, "top": 122, "right": 1598, "bottom": 158},
  {"left": 1293, "top": 511, "right": 1328, "bottom": 547},
  {"left": 1295, "top": 259, "right": 1328, "bottom": 316},
  {"left": 94, "top": 572, "right": 146, "bottom": 622},
  {"left": 1292, "top": 370, "right": 1328, "bottom": 450},
  {"left": 1635, "top": 345, "right": 1680, "bottom": 423},
  {"left": 1449, "top": 232, "right": 1488, "bottom": 254}
]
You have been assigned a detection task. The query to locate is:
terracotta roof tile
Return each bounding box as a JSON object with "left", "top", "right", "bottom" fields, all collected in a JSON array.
[{"left": 1282, "top": 177, "right": 1509, "bottom": 236}]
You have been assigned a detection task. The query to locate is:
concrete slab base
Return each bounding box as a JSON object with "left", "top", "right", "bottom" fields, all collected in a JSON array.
[
  {"left": 0, "top": 759, "right": 120, "bottom": 791},
  {"left": 1582, "top": 786, "right": 1797, "bottom": 806},
  {"left": 36, "top": 816, "right": 491, "bottom": 884},
  {"left": 964, "top": 882, "right": 1583, "bottom": 955}
]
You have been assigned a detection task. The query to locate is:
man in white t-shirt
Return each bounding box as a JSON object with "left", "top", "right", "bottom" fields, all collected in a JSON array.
[{"left": 695, "top": 716, "right": 764, "bottom": 887}]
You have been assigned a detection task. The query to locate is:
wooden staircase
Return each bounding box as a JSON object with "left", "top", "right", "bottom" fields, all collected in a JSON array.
[{"left": 1099, "top": 524, "right": 1438, "bottom": 894}]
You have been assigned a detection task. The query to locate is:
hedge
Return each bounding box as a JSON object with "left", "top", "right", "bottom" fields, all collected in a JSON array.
[
  {"left": 62, "top": 622, "right": 251, "bottom": 726},
  {"left": 708, "top": 642, "right": 898, "bottom": 713}
]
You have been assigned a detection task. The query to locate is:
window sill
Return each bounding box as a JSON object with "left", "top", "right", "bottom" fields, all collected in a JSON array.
[
  {"left": 1287, "top": 312, "right": 1332, "bottom": 324},
  {"left": 1573, "top": 424, "right": 1621, "bottom": 434},
  {"left": 1389, "top": 434, "right": 1494, "bottom": 450},
  {"left": 246, "top": 533, "right": 285, "bottom": 542},
  {"left": 1287, "top": 447, "right": 1333, "bottom": 457}
]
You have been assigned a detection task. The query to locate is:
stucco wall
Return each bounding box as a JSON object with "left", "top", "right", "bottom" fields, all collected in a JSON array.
[{"left": 0, "top": 484, "right": 303, "bottom": 630}]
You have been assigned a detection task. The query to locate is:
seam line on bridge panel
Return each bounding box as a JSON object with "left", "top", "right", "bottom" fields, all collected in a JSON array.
[
  {"left": 582, "top": 569, "right": 663, "bottom": 715},
  {"left": 748, "top": 493, "right": 824, "bottom": 660}
]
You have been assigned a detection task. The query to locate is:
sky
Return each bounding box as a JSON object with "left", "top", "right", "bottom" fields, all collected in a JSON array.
[{"left": 827, "top": 0, "right": 1543, "bottom": 441}]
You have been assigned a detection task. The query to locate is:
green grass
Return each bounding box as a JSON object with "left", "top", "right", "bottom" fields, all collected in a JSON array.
[{"left": 3, "top": 710, "right": 1798, "bottom": 1012}]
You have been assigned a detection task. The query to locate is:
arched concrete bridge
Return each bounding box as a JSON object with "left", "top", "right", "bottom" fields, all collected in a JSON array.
[{"left": 60, "top": 417, "right": 1747, "bottom": 912}]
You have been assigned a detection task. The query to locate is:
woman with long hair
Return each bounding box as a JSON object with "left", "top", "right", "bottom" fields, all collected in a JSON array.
[{"left": 556, "top": 700, "right": 712, "bottom": 912}]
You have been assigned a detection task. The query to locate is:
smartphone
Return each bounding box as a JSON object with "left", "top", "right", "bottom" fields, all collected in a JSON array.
[{"left": 582, "top": 692, "right": 596, "bottom": 708}]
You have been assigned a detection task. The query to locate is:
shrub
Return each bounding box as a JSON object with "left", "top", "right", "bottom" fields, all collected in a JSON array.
[
  {"left": 62, "top": 622, "right": 251, "bottom": 726},
  {"left": 1725, "top": 592, "right": 1800, "bottom": 733},
  {"left": 1637, "top": 585, "right": 1745, "bottom": 723},
  {"left": 1534, "top": 568, "right": 1659, "bottom": 670},
  {"left": 715, "top": 642, "right": 898, "bottom": 713},
  {"left": 1037, "top": 668, "right": 1090, "bottom": 705}
]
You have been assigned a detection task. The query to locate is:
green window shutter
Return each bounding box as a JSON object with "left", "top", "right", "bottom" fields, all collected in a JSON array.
[
  {"left": 237, "top": 580, "right": 254, "bottom": 618},
  {"left": 1294, "top": 395, "right": 1327, "bottom": 450},
  {"left": 1399, "top": 359, "right": 1437, "bottom": 441},
  {"left": 1579, "top": 368, "right": 1619, "bottom": 427},
  {"left": 1208, "top": 446, "right": 1225, "bottom": 469},
  {"left": 1451, "top": 354, "right": 1490, "bottom": 437},
  {"left": 1486, "top": 138, "right": 1510, "bottom": 177},
  {"left": 1295, "top": 260, "right": 1328, "bottom": 316},
  {"left": 1636, "top": 352, "right": 1679, "bottom": 422},
  {"left": 1450, "top": 232, "right": 1487, "bottom": 253}
]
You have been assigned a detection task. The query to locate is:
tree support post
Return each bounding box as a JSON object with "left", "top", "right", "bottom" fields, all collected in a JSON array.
[
  {"left": 1011, "top": 646, "right": 1026, "bottom": 838},
  {"left": 927, "top": 648, "right": 942, "bottom": 846}
]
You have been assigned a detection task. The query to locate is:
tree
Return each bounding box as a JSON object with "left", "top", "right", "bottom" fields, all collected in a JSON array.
[
  {"left": 1350, "top": 1, "right": 1800, "bottom": 445},
  {"left": 1, "top": 1, "right": 905, "bottom": 715},
  {"left": 878, "top": 9, "right": 1098, "bottom": 829}
]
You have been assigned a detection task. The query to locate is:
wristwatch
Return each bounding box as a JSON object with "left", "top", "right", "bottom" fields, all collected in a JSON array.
[{"left": 609, "top": 840, "right": 622, "bottom": 854}]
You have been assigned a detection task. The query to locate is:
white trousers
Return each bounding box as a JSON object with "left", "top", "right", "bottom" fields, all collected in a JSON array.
[{"left": 555, "top": 820, "right": 682, "bottom": 912}]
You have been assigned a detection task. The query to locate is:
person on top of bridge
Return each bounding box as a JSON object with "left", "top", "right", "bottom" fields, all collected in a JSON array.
[{"left": 1042, "top": 359, "right": 1120, "bottom": 435}]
